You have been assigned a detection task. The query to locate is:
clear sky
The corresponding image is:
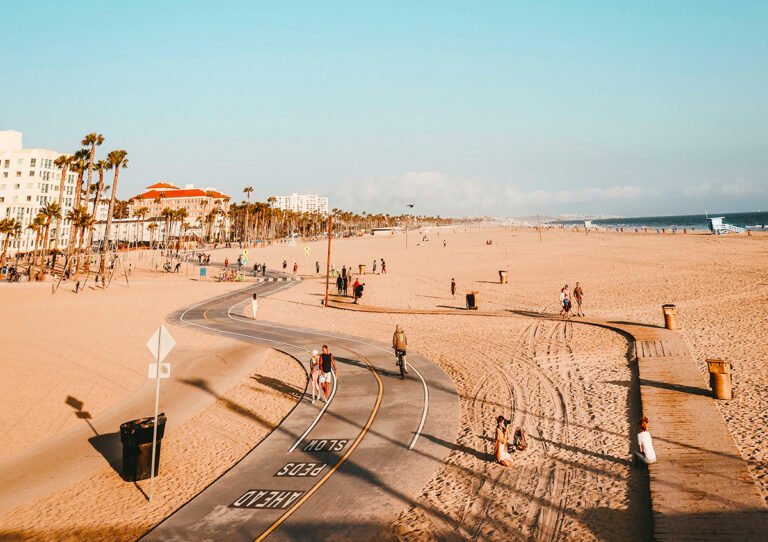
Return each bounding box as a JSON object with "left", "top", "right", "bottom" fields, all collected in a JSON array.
[{"left": 2, "top": 1, "right": 766, "bottom": 217}]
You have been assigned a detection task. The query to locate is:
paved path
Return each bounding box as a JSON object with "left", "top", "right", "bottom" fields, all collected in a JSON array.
[
  {"left": 142, "top": 280, "right": 460, "bottom": 541},
  {"left": 326, "top": 299, "right": 768, "bottom": 540}
]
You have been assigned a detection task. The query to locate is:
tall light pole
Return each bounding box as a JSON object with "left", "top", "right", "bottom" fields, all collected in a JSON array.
[{"left": 324, "top": 213, "right": 333, "bottom": 307}]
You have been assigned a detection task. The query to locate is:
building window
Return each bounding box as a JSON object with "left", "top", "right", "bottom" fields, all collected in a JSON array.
[
  {"left": 30, "top": 158, "right": 36, "bottom": 167},
  {"left": 16, "top": 171, "right": 21, "bottom": 177},
  {"left": 14, "top": 184, "right": 20, "bottom": 189},
  {"left": 3, "top": 160, "right": 8, "bottom": 168},
  {"left": 2, "top": 172, "right": 6, "bottom": 178},
  {"left": 16, "top": 159, "right": 22, "bottom": 165},
  {"left": 26, "top": 196, "right": 32, "bottom": 202},
  {"left": 0, "top": 197, "right": 3, "bottom": 202}
]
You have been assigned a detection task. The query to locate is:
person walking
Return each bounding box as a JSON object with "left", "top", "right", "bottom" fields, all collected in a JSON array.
[
  {"left": 282, "top": 259, "right": 287, "bottom": 270},
  {"left": 559, "top": 285, "right": 572, "bottom": 319},
  {"left": 310, "top": 350, "right": 322, "bottom": 403},
  {"left": 353, "top": 278, "right": 360, "bottom": 303},
  {"left": 633, "top": 416, "right": 656, "bottom": 466},
  {"left": 224, "top": 257, "right": 229, "bottom": 269},
  {"left": 381, "top": 259, "right": 386, "bottom": 274},
  {"left": 316, "top": 261, "right": 320, "bottom": 274},
  {"left": 342, "top": 275, "right": 348, "bottom": 296},
  {"left": 372, "top": 260, "right": 377, "bottom": 273},
  {"left": 319, "top": 345, "right": 338, "bottom": 401},
  {"left": 262, "top": 263, "right": 267, "bottom": 277},
  {"left": 573, "top": 282, "right": 584, "bottom": 316},
  {"left": 293, "top": 262, "right": 298, "bottom": 276},
  {"left": 451, "top": 278, "right": 456, "bottom": 299},
  {"left": 341, "top": 265, "right": 347, "bottom": 279},
  {"left": 494, "top": 416, "right": 512, "bottom": 467},
  {"left": 251, "top": 293, "right": 258, "bottom": 319},
  {"left": 336, "top": 274, "right": 343, "bottom": 295}
]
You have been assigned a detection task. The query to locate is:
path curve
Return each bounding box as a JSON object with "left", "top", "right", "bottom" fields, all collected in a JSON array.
[{"left": 142, "top": 277, "right": 460, "bottom": 541}]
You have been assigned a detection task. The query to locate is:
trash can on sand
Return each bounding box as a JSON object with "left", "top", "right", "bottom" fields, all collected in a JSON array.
[
  {"left": 466, "top": 292, "right": 478, "bottom": 310},
  {"left": 498, "top": 270, "right": 508, "bottom": 284},
  {"left": 707, "top": 359, "right": 733, "bottom": 400},
  {"left": 359, "top": 264, "right": 366, "bottom": 275},
  {"left": 120, "top": 415, "right": 167, "bottom": 482},
  {"left": 662, "top": 304, "right": 678, "bottom": 330}
]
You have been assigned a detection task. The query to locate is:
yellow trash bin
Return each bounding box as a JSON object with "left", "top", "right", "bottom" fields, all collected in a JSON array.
[
  {"left": 359, "top": 264, "right": 366, "bottom": 275},
  {"left": 499, "top": 270, "right": 508, "bottom": 284},
  {"left": 707, "top": 359, "right": 733, "bottom": 400},
  {"left": 662, "top": 304, "right": 678, "bottom": 330}
]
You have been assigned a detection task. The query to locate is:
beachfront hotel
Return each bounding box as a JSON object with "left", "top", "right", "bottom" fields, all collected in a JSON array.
[
  {"left": 126, "top": 182, "right": 231, "bottom": 240},
  {"left": 0, "top": 130, "right": 76, "bottom": 255},
  {"left": 272, "top": 193, "right": 329, "bottom": 215}
]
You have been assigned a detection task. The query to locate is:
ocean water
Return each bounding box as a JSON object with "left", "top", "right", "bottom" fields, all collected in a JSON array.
[{"left": 553, "top": 211, "right": 768, "bottom": 231}]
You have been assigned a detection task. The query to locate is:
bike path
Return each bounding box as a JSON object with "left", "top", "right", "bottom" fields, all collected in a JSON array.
[{"left": 143, "top": 280, "right": 460, "bottom": 541}]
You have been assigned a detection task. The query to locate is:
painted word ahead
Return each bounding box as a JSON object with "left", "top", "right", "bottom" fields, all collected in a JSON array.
[
  {"left": 275, "top": 462, "right": 327, "bottom": 478},
  {"left": 302, "top": 438, "right": 349, "bottom": 452},
  {"left": 230, "top": 489, "right": 304, "bottom": 510}
]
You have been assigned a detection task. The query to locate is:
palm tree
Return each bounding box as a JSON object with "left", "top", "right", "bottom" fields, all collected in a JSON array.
[
  {"left": 147, "top": 222, "right": 158, "bottom": 249},
  {"left": 70, "top": 209, "right": 94, "bottom": 286},
  {"left": 174, "top": 208, "right": 188, "bottom": 249},
  {"left": 99, "top": 150, "right": 128, "bottom": 277},
  {"left": 66, "top": 149, "right": 90, "bottom": 254},
  {"left": 38, "top": 202, "right": 62, "bottom": 279},
  {"left": 243, "top": 186, "right": 253, "bottom": 243},
  {"left": 85, "top": 159, "right": 109, "bottom": 250},
  {"left": 0, "top": 218, "right": 21, "bottom": 278},
  {"left": 161, "top": 207, "right": 173, "bottom": 247},
  {"left": 134, "top": 206, "right": 149, "bottom": 247},
  {"left": 27, "top": 215, "right": 46, "bottom": 270},
  {"left": 53, "top": 154, "right": 73, "bottom": 253},
  {"left": 82, "top": 133, "right": 104, "bottom": 205}
]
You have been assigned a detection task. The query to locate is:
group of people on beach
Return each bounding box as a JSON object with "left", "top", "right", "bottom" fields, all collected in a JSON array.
[
  {"left": 335, "top": 265, "right": 365, "bottom": 303},
  {"left": 558, "top": 282, "right": 584, "bottom": 318}
]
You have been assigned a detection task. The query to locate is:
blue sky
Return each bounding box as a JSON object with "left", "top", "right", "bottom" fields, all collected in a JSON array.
[{"left": 2, "top": 1, "right": 767, "bottom": 217}]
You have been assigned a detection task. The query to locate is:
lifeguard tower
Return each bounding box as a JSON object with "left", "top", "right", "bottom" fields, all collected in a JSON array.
[{"left": 706, "top": 217, "right": 745, "bottom": 235}]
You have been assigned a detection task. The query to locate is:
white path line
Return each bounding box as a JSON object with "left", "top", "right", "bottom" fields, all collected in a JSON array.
[{"left": 227, "top": 299, "right": 430, "bottom": 451}]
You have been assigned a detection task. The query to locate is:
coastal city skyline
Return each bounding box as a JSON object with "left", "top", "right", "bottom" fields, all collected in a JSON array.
[{"left": 2, "top": 2, "right": 766, "bottom": 217}]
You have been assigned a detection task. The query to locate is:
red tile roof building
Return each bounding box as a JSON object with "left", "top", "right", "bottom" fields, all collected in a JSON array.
[{"left": 129, "top": 183, "right": 231, "bottom": 238}]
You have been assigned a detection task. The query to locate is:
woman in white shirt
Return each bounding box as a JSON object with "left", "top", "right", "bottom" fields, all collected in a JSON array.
[
  {"left": 251, "top": 294, "right": 258, "bottom": 319},
  {"left": 634, "top": 416, "right": 656, "bottom": 466}
]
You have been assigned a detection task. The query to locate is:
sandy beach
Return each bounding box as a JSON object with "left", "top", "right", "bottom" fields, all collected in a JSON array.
[{"left": 1, "top": 226, "right": 766, "bottom": 540}]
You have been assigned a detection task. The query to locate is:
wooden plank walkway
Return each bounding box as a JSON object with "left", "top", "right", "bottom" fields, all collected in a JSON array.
[{"left": 326, "top": 297, "right": 768, "bottom": 540}]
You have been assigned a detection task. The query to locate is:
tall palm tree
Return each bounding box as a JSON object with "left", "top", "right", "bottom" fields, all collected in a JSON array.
[
  {"left": 134, "top": 206, "right": 149, "bottom": 246},
  {"left": 161, "top": 207, "right": 173, "bottom": 247},
  {"left": 53, "top": 154, "right": 73, "bottom": 253},
  {"left": 70, "top": 209, "right": 94, "bottom": 286},
  {"left": 174, "top": 208, "right": 188, "bottom": 249},
  {"left": 99, "top": 150, "right": 128, "bottom": 277},
  {"left": 0, "top": 218, "right": 21, "bottom": 278},
  {"left": 66, "top": 149, "right": 90, "bottom": 255},
  {"left": 147, "top": 222, "right": 158, "bottom": 249},
  {"left": 85, "top": 159, "right": 109, "bottom": 250},
  {"left": 243, "top": 186, "right": 253, "bottom": 243},
  {"left": 82, "top": 133, "right": 104, "bottom": 205},
  {"left": 38, "top": 202, "right": 62, "bottom": 279},
  {"left": 27, "top": 215, "right": 46, "bottom": 270}
]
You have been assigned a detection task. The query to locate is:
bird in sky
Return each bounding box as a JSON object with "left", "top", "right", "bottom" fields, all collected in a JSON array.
[{"left": 406, "top": 204, "right": 414, "bottom": 208}]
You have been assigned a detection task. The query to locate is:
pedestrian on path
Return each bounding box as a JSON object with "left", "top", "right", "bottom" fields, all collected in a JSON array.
[
  {"left": 293, "top": 262, "right": 298, "bottom": 276},
  {"left": 372, "top": 260, "right": 377, "bottom": 273},
  {"left": 633, "top": 416, "right": 656, "bottom": 466},
  {"left": 336, "top": 274, "right": 343, "bottom": 295},
  {"left": 310, "top": 350, "right": 322, "bottom": 403},
  {"left": 316, "top": 261, "right": 320, "bottom": 274},
  {"left": 262, "top": 263, "right": 267, "bottom": 277},
  {"left": 341, "top": 265, "right": 347, "bottom": 279},
  {"left": 494, "top": 416, "right": 512, "bottom": 467},
  {"left": 381, "top": 259, "right": 386, "bottom": 274},
  {"left": 251, "top": 294, "right": 258, "bottom": 319},
  {"left": 573, "top": 282, "right": 584, "bottom": 316},
  {"left": 451, "top": 278, "right": 456, "bottom": 299},
  {"left": 225, "top": 257, "right": 229, "bottom": 269},
  {"left": 342, "top": 275, "right": 349, "bottom": 296},
  {"left": 282, "top": 259, "right": 287, "bottom": 270},
  {"left": 320, "top": 345, "right": 338, "bottom": 400},
  {"left": 353, "top": 278, "right": 360, "bottom": 303}
]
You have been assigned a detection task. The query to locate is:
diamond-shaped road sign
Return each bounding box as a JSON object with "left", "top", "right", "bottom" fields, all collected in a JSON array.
[
  {"left": 146, "top": 324, "right": 176, "bottom": 363},
  {"left": 304, "top": 246, "right": 310, "bottom": 256}
]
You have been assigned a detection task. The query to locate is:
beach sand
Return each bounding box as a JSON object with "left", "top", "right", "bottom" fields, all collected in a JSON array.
[{"left": 1, "top": 226, "right": 766, "bottom": 540}]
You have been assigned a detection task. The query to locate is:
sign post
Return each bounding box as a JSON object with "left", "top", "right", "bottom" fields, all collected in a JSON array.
[
  {"left": 146, "top": 325, "right": 175, "bottom": 501},
  {"left": 304, "top": 245, "right": 309, "bottom": 276}
]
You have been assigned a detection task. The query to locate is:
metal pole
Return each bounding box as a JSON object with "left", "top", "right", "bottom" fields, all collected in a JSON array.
[
  {"left": 405, "top": 221, "right": 408, "bottom": 249},
  {"left": 149, "top": 331, "right": 161, "bottom": 501},
  {"left": 537, "top": 213, "right": 542, "bottom": 243},
  {"left": 324, "top": 214, "right": 332, "bottom": 307}
]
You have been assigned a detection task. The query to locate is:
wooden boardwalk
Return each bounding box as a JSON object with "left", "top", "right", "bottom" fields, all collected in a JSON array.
[{"left": 327, "top": 296, "right": 768, "bottom": 540}]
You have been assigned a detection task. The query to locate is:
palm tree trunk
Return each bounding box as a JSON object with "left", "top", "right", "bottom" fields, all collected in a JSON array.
[
  {"left": 53, "top": 165, "right": 68, "bottom": 254},
  {"left": 99, "top": 167, "right": 120, "bottom": 277}
]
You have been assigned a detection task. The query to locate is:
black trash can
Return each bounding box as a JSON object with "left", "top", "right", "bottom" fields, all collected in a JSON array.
[
  {"left": 466, "top": 292, "right": 478, "bottom": 310},
  {"left": 120, "top": 415, "right": 167, "bottom": 482}
]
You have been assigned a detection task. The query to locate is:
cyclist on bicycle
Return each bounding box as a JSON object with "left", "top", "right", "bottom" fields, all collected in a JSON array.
[{"left": 393, "top": 324, "right": 408, "bottom": 374}]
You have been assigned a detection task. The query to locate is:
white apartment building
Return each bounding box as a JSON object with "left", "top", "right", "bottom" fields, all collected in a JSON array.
[
  {"left": 0, "top": 130, "right": 77, "bottom": 255},
  {"left": 272, "top": 193, "right": 329, "bottom": 215}
]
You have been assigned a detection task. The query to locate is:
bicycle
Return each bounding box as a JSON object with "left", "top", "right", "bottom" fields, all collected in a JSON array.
[{"left": 394, "top": 348, "right": 407, "bottom": 379}]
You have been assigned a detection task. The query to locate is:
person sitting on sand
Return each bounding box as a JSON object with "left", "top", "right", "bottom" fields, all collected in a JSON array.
[
  {"left": 495, "top": 416, "right": 512, "bottom": 467},
  {"left": 633, "top": 416, "right": 656, "bottom": 466}
]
